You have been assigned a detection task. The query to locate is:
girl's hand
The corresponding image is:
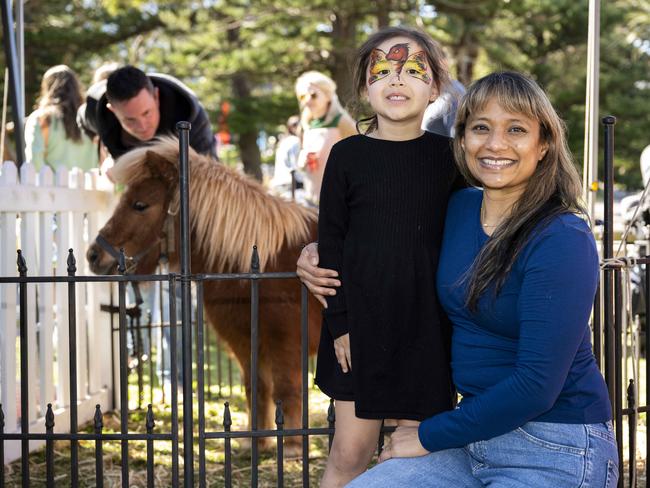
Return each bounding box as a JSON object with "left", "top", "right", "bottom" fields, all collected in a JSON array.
[
  {"left": 379, "top": 426, "right": 429, "bottom": 462},
  {"left": 334, "top": 333, "right": 351, "bottom": 373},
  {"left": 296, "top": 242, "right": 340, "bottom": 308}
]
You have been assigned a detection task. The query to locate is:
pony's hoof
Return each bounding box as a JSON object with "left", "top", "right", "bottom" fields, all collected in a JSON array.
[
  {"left": 282, "top": 441, "right": 303, "bottom": 459},
  {"left": 236, "top": 436, "right": 274, "bottom": 453}
]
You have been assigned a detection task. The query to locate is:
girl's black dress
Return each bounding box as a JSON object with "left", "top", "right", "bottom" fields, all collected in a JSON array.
[{"left": 316, "top": 131, "right": 461, "bottom": 420}]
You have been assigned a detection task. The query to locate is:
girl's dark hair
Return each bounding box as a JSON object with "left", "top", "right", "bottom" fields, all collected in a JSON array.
[
  {"left": 453, "top": 71, "right": 586, "bottom": 310},
  {"left": 352, "top": 26, "right": 451, "bottom": 134},
  {"left": 38, "top": 65, "right": 84, "bottom": 142}
]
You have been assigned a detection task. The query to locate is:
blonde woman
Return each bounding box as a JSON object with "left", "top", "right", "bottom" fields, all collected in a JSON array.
[{"left": 295, "top": 71, "right": 356, "bottom": 204}]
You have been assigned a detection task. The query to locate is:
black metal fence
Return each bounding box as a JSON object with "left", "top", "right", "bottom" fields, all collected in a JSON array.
[{"left": 0, "top": 120, "right": 647, "bottom": 487}]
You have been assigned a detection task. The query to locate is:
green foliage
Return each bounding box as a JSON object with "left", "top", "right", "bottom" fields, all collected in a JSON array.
[{"left": 1, "top": 0, "right": 649, "bottom": 187}]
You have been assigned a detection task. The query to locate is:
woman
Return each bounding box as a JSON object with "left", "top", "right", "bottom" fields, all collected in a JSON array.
[
  {"left": 25, "top": 65, "right": 98, "bottom": 172},
  {"left": 299, "top": 72, "right": 618, "bottom": 487},
  {"left": 294, "top": 71, "right": 356, "bottom": 204}
]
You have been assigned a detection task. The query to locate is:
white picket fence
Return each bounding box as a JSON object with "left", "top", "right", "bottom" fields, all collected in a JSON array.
[{"left": 0, "top": 160, "right": 116, "bottom": 465}]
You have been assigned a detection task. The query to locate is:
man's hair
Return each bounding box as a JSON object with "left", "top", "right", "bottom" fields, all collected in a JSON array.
[{"left": 106, "top": 66, "right": 154, "bottom": 103}]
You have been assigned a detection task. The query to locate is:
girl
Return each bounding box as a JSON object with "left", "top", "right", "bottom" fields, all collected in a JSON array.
[
  {"left": 314, "top": 26, "right": 462, "bottom": 487},
  {"left": 25, "top": 65, "right": 98, "bottom": 171},
  {"left": 294, "top": 71, "right": 356, "bottom": 204}
]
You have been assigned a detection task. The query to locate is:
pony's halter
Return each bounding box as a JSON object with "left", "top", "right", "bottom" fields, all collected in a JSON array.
[{"left": 94, "top": 233, "right": 162, "bottom": 275}]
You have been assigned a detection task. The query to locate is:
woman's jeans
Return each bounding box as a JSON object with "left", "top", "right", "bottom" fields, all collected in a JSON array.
[{"left": 346, "top": 421, "right": 619, "bottom": 487}]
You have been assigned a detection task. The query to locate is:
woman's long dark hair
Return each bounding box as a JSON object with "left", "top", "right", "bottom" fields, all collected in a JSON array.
[
  {"left": 352, "top": 26, "right": 451, "bottom": 134},
  {"left": 453, "top": 72, "right": 586, "bottom": 311},
  {"left": 37, "top": 65, "right": 84, "bottom": 142}
]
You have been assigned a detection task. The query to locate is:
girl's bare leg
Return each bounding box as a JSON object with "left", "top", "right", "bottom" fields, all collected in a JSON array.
[{"left": 320, "top": 400, "right": 382, "bottom": 488}]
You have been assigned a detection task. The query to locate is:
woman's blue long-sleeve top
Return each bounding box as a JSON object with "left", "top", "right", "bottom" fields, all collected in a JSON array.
[{"left": 418, "top": 188, "right": 612, "bottom": 452}]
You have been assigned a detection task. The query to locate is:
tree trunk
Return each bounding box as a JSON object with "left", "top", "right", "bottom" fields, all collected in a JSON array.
[
  {"left": 231, "top": 72, "right": 263, "bottom": 181},
  {"left": 451, "top": 29, "right": 479, "bottom": 86},
  {"left": 376, "top": 0, "right": 391, "bottom": 28},
  {"left": 329, "top": 8, "right": 359, "bottom": 107},
  {"left": 227, "top": 26, "right": 263, "bottom": 180}
]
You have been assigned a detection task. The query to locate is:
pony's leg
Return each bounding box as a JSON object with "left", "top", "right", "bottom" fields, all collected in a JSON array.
[
  {"left": 253, "top": 355, "right": 275, "bottom": 451},
  {"left": 235, "top": 349, "right": 275, "bottom": 452},
  {"left": 270, "top": 340, "right": 303, "bottom": 457}
]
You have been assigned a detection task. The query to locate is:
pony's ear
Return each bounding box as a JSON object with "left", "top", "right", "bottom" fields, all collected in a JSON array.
[{"left": 145, "top": 150, "right": 178, "bottom": 186}]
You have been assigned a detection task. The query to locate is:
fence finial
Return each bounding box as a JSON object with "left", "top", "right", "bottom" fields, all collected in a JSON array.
[
  {"left": 94, "top": 404, "right": 103, "bottom": 433},
  {"left": 45, "top": 404, "right": 55, "bottom": 432},
  {"left": 118, "top": 249, "right": 127, "bottom": 275},
  {"left": 223, "top": 402, "right": 232, "bottom": 430},
  {"left": 146, "top": 404, "right": 155, "bottom": 432},
  {"left": 275, "top": 400, "right": 284, "bottom": 427},
  {"left": 251, "top": 245, "right": 260, "bottom": 273},
  {"left": 16, "top": 249, "right": 27, "bottom": 275},
  {"left": 327, "top": 398, "right": 335, "bottom": 425},
  {"left": 67, "top": 249, "right": 77, "bottom": 275}
]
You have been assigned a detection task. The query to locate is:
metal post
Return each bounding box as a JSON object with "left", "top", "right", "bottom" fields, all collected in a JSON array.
[
  {"left": 0, "top": 0, "right": 25, "bottom": 165},
  {"left": 15, "top": 0, "right": 24, "bottom": 122},
  {"left": 250, "top": 246, "right": 260, "bottom": 487},
  {"left": 197, "top": 281, "right": 207, "bottom": 488},
  {"left": 582, "top": 0, "right": 600, "bottom": 220},
  {"left": 118, "top": 251, "right": 129, "bottom": 488},
  {"left": 602, "top": 116, "right": 616, "bottom": 413},
  {"left": 301, "top": 284, "right": 310, "bottom": 487},
  {"left": 17, "top": 251, "right": 28, "bottom": 487},
  {"left": 613, "top": 269, "right": 623, "bottom": 484},
  {"left": 176, "top": 121, "right": 194, "bottom": 486},
  {"left": 67, "top": 250, "right": 79, "bottom": 487}
]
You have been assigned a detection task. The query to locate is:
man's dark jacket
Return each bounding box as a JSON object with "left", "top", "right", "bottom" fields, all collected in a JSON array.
[{"left": 78, "top": 73, "right": 216, "bottom": 159}]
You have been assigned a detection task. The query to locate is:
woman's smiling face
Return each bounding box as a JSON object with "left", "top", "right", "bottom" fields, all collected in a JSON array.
[{"left": 462, "top": 97, "right": 548, "bottom": 195}]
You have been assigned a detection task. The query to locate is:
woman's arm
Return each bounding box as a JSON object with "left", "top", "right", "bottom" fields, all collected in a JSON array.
[
  {"left": 417, "top": 223, "right": 600, "bottom": 453},
  {"left": 296, "top": 243, "right": 341, "bottom": 308},
  {"left": 24, "top": 112, "right": 47, "bottom": 170}
]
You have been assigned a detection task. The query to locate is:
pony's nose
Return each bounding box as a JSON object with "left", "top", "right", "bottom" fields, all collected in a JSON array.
[{"left": 86, "top": 243, "right": 100, "bottom": 266}]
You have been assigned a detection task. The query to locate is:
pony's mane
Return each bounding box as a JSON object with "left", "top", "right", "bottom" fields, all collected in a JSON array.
[{"left": 109, "top": 137, "right": 317, "bottom": 272}]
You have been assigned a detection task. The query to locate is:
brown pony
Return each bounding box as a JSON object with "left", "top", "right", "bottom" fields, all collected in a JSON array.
[{"left": 86, "top": 137, "right": 321, "bottom": 454}]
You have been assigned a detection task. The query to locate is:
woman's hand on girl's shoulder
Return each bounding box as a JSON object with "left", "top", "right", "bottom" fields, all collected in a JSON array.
[{"left": 296, "top": 242, "right": 340, "bottom": 307}]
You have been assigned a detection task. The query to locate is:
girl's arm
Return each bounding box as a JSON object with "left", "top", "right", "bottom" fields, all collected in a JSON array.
[
  {"left": 417, "top": 223, "right": 600, "bottom": 453},
  {"left": 317, "top": 143, "right": 350, "bottom": 340}
]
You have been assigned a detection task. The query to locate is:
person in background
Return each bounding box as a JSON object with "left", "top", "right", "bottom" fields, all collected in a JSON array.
[
  {"left": 25, "top": 65, "right": 98, "bottom": 172},
  {"left": 422, "top": 78, "right": 465, "bottom": 137},
  {"left": 78, "top": 65, "right": 216, "bottom": 160},
  {"left": 295, "top": 71, "right": 356, "bottom": 205},
  {"left": 270, "top": 115, "right": 302, "bottom": 194},
  {"left": 91, "top": 61, "right": 120, "bottom": 85}
]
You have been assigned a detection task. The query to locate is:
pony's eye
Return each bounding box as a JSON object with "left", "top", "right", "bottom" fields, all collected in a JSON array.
[{"left": 132, "top": 201, "right": 149, "bottom": 212}]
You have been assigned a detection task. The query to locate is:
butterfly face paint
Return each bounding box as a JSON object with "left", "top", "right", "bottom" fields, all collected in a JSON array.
[
  {"left": 368, "top": 42, "right": 432, "bottom": 86},
  {"left": 402, "top": 51, "right": 432, "bottom": 85}
]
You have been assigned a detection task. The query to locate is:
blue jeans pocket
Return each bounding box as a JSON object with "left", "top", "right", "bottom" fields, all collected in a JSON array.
[
  {"left": 515, "top": 422, "right": 587, "bottom": 455},
  {"left": 605, "top": 459, "right": 618, "bottom": 488}
]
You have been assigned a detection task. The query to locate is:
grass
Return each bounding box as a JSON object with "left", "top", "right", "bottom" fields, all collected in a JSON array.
[
  {"left": 4, "top": 335, "right": 331, "bottom": 487},
  {"left": 4, "top": 329, "right": 650, "bottom": 486},
  {"left": 4, "top": 388, "right": 332, "bottom": 487}
]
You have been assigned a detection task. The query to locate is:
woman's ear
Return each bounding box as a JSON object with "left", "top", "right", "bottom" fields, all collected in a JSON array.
[
  {"left": 539, "top": 142, "right": 549, "bottom": 161},
  {"left": 429, "top": 85, "right": 439, "bottom": 103}
]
